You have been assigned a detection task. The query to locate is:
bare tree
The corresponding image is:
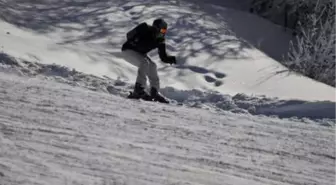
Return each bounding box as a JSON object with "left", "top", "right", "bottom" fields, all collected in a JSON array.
[
  {"left": 250, "top": 0, "right": 335, "bottom": 86},
  {"left": 286, "top": 0, "right": 335, "bottom": 86}
]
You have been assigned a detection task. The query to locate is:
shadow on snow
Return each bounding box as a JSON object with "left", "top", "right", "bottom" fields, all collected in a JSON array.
[{"left": 0, "top": 0, "right": 253, "bottom": 76}]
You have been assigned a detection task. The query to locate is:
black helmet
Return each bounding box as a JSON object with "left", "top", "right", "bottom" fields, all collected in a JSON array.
[
  {"left": 153, "top": 18, "right": 167, "bottom": 38},
  {"left": 152, "top": 18, "right": 168, "bottom": 30}
]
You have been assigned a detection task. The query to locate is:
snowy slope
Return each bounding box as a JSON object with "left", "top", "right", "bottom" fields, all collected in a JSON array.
[
  {"left": 0, "top": 71, "right": 335, "bottom": 185},
  {"left": 0, "top": 0, "right": 334, "bottom": 101},
  {"left": 1, "top": 53, "right": 335, "bottom": 120},
  {"left": 0, "top": 1, "right": 335, "bottom": 184}
]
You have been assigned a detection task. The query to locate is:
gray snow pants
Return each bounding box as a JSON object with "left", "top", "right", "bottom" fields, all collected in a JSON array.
[{"left": 122, "top": 50, "right": 160, "bottom": 90}]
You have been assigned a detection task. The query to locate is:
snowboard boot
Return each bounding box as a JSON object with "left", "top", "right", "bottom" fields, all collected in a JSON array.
[
  {"left": 151, "top": 88, "right": 169, "bottom": 104},
  {"left": 128, "top": 83, "right": 153, "bottom": 101}
]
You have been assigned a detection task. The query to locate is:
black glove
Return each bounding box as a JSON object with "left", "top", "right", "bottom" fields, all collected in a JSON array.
[{"left": 164, "top": 56, "right": 176, "bottom": 65}]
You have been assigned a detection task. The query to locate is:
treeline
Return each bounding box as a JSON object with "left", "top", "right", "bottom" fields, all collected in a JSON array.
[{"left": 250, "top": 0, "right": 335, "bottom": 87}]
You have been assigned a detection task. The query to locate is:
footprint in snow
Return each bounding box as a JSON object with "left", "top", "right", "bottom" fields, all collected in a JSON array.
[
  {"left": 204, "top": 75, "right": 216, "bottom": 83},
  {"left": 214, "top": 72, "right": 226, "bottom": 79},
  {"left": 204, "top": 75, "right": 224, "bottom": 87}
]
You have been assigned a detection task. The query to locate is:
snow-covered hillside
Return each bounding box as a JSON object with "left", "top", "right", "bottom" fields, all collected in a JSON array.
[
  {"left": 0, "top": 67, "right": 335, "bottom": 185},
  {"left": 0, "top": 0, "right": 334, "bottom": 101},
  {"left": 0, "top": 0, "right": 335, "bottom": 185},
  {"left": 0, "top": 0, "right": 335, "bottom": 119},
  {"left": 0, "top": 53, "right": 335, "bottom": 120}
]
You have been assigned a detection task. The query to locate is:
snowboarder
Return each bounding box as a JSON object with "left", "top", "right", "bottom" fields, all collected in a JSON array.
[{"left": 121, "top": 18, "right": 176, "bottom": 104}]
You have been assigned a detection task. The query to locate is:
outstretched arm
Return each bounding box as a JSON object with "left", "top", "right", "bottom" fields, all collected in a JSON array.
[
  {"left": 158, "top": 42, "right": 176, "bottom": 64},
  {"left": 158, "top": 42, "right": 168, "bottom": 61}
]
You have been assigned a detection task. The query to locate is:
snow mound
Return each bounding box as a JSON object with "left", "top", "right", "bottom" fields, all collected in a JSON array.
[
  {"left": 161, "top": 88, "right": 335, "bottom": 120},
  {"left": 1, "top": 52, "right": 334, "bottom": 122}
]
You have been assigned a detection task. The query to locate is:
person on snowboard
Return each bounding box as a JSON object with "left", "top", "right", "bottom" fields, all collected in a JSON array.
[{"left": 121, "top": 18, "right": 176, "bottom": 104}]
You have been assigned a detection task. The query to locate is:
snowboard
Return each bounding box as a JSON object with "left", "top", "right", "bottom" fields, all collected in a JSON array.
[
  {"left": 106, "top": 86, "right": 172, "bottom": 104},
  {"left": 127, "top": 91, "right": 153, "bottom": 101},
  {"left": 127, "top": 91, "right": 171, "bottom": 104}
]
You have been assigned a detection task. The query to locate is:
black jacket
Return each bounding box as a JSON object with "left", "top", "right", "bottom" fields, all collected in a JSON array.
[{"left": 122, "top": 23, "right": 169, "bottom": 62}]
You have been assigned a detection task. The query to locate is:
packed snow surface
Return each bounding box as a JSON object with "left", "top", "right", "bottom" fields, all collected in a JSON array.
[
  {"left": 0, "top": 0, "right": 335, "bottom": 185},
  {"left": 0, "top": 71, "right": 335, "bottom": 185}
]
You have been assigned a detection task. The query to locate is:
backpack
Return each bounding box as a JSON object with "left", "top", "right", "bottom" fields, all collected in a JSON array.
[{"left": 126, "top": 23, "right": 147, "bottom": 41}]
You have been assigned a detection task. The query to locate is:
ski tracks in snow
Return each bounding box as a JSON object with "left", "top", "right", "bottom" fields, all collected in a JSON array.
[{"left": 0, "top": 73, "right": 335, "bottom": 185}]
